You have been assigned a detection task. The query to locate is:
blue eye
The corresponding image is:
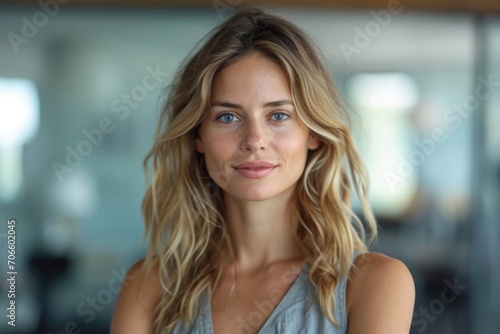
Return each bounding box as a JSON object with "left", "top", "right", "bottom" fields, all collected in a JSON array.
[
  {"left": 217, "top": 113, "right": 237, "bottom": 123},
  {"left": 271, "top": 112, "right": 291, "bottom": 121}
]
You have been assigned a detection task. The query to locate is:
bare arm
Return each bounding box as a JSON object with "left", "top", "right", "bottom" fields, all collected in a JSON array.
[
  {"left": 346, "top": 252, "right": 415, "bottom": 334},
  {"left": 110, "top": 258, "right": 160, "bottom": 334}
]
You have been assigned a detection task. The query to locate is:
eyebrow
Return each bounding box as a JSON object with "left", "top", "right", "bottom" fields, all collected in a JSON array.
[{"left": 211, "top": 100, "right": 294, "bottom": 109}]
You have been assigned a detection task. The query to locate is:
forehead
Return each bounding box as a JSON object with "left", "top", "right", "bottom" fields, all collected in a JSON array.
[{"left": 211, "top": 52, "right": 291, "bottom": 101}]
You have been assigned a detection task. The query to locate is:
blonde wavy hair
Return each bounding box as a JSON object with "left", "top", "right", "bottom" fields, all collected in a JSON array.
[{"left": 140, "top": 7, "right": 377, "bottom": 333}]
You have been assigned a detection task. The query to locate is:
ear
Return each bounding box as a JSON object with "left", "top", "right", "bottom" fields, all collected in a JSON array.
[
  {"left": 195, "top": 134, "right": 204, "bottom": 153},
  {"left": 307, "top": 132, "right": 321, "bottom": 150}
]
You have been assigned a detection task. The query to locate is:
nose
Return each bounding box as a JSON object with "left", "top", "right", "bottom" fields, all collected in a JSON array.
[{"left": 240, "top": 118, "right": 267, "bottom": 152}]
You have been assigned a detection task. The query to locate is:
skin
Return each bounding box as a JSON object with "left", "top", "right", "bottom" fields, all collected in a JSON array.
[
  {"left": 111, "top": 51, "right": 415, "bottom": 334},
  {"left": 195, "top": 51, "right": 320, "bottom": 272}
]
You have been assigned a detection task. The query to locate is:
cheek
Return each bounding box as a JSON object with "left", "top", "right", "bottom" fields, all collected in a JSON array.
[
  {"left": 203, "top": 134, "right": 234, "bottom": 167},
  {"left": 202, "top": 136, "right": 235, "bottom": 188},
  {"left": 277, "top": 132, "right": 310, "bottom": 157}
]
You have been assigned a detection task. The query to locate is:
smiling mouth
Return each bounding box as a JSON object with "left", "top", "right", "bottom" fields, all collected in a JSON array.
[
  {"left": 231, "top": 160, "right": 278, "bottom": 178},
  {"left": 233, "top": 166, "right": 277, "bottom": 178}
]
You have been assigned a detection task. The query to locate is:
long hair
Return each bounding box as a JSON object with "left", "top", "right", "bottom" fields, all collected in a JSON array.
[{"left": 141, "top": 7, "right": 377, "bottom": 333}]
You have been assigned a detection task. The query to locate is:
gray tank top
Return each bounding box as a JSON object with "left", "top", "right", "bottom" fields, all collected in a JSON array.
[{"left": 171, "top": 252, "right": 361, "bottom": 333}]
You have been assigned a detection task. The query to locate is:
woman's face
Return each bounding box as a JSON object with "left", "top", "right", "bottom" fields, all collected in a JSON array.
[{"left": 196, "top": 52, "right": 320, "bottom": 201}]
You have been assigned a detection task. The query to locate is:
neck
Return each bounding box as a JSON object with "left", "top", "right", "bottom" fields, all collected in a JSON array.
[{"left": 221, "top": 189, "right": 302, "bottom": 273}]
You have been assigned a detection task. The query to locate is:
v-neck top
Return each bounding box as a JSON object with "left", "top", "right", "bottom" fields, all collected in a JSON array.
[{"left": 170, "top": 252, "right": 360, "bottom": 334}]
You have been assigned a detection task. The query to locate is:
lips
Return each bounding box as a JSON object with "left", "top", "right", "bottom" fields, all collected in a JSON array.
[
  {"left": 232, "top": 161, "right": 277, "bottom": 178},
  {"left": 233, "top": 161, "right": 277, "bottom": 169}
]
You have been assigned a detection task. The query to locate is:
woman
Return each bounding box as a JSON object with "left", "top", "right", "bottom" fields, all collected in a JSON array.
[{"left": 111, "top": 7, "right": 415, "bottom": 334}]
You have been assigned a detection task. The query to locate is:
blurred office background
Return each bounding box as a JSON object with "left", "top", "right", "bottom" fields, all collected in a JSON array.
[{"left": 0, "top": 0, "right": 499, "bottom": 333}]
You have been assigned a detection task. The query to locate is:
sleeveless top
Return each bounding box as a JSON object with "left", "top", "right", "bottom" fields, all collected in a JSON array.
[{"left": 170, "top": 251, "right": 362, "bottom": 334}]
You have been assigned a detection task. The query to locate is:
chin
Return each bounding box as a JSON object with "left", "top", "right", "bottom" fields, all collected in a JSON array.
[{"left": 224, "top": 184, "right": 293, "bottom": 202}]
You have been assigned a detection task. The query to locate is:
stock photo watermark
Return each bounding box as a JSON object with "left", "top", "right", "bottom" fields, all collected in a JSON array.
[
  {"left": 339, "top": 0, "right": 404, "bottom": 63},
  {"left": 7, "top": 0, "right": 71, "bottom": 54},
  {"left": 47, "top": 267, "right": 134, "bottom": 334},
  {"left": 213, "top": 0, "right": 243, "bottom": 20},
  {"left": 412, "top": 277, "right": 467, "bottom": 333},
  {"left": 51, "top": 64, "right": 169, "bottom": 183},
  {"left": 235, "top": 262, "right": 307, "bottom": 334},
  {"left": 385, "top": 74, "right": 500, "bottom": 190},
  {"left": 5, "top": 219, "right": 17, "bottom": 327}
]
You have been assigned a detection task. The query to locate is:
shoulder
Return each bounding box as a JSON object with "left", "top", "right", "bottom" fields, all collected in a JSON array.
[
  {"left": 348, "top": 252, "right": 414, "bottom": 289},
  {"left": 110, "top": 257, "right": 161, "bottom": 334},
  {"left": 345, "top": 252, "right": 415, "bottom": 334}
]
